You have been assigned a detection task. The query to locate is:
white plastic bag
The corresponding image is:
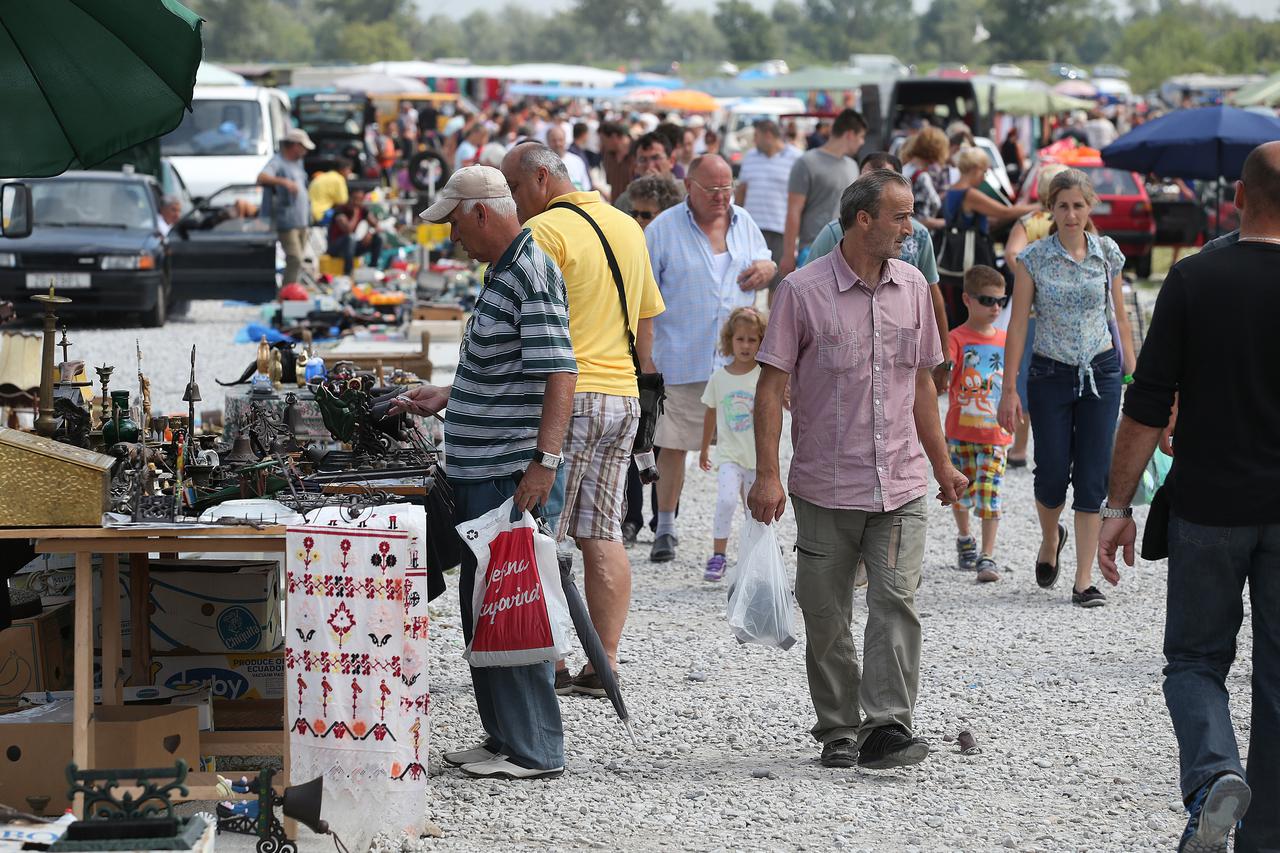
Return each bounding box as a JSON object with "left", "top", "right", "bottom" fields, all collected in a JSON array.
[
  {"left": 456, "top": 496, "right": 574, "bottom": 667},
  {"left": 726, "top": 520, "right": 798, "bottom": 650}
]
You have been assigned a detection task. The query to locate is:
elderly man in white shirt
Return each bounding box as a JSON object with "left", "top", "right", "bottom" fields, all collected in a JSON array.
[{"left": 547, "top": 125, "right": 593, "bottom": 192}]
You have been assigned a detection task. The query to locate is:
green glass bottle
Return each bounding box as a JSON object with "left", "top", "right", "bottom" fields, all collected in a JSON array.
[{"left": 102, "top": 390, "right": 140, "bottom": 444}]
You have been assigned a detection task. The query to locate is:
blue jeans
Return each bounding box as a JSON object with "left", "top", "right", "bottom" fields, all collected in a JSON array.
[
  {"left": 1025, "top": 349, "right": 1121, "bottom": 513},
  {"left": 1164, "top": 514, "right": 1280, "bottom": 851},
  {"left": 328, "top": 232, "right": 383, "bottom": 275},
  {"left": 451, "top": 477, "right": 565, "bottom": 770}
]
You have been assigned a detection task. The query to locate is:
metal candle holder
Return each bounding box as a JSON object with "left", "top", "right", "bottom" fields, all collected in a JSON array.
[
  {"left": 31, "top": 286, "right": 71, "bottom": 438},
  {"left": 95, "top": 364, "right": 114, "bottom": 427}
]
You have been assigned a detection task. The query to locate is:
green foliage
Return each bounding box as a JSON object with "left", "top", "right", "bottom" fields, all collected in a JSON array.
[
  {"left": 194, "top": 0, "right": 1279, "bottom": 100},
  {"left": 715, "top": 0, "right": 778, "bottom": 62}
]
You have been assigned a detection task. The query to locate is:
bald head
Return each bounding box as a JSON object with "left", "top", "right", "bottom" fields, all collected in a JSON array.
[
  {"left": 687, "top": 154, "right": 731, "bottom": 183},
  {"left": 1240, "top": 141, "right": 1280, "bottom": 225},
  {"left": 546, "top": 125, "right": 567, "bottom": 156},
  {"left": 685, "top": 154, "right": 733, "bottom": 220}
]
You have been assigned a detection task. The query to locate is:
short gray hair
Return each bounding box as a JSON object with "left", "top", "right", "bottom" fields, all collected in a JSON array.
[
  {"left": 161, "top": 195, "right": 182, "bottom": 209},
  {"left": 839, "top": 171, "right": 911, "bottom": 229},
  {"left": 513, "top": 142, "right": 570, "bottom": 182},
  {"left": 460, "top": 196, "right": 517, "bottom": 219}
]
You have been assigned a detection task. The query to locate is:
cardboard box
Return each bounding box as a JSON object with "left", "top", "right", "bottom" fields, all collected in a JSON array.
[
  {"left": 21, "top": 685, "right": 215, "bottom": 732},
  {"left": 133, "top": 652, "right": 285, "bottom": 701},
  {"left": 10, "top": 557, "right": 283, "bottom": 654},
  {"left": 0, "top": 702, "right": 200, "bottom": 812},
  {"left": 0, "top": 604, "right": 73, "bottom": 710}
]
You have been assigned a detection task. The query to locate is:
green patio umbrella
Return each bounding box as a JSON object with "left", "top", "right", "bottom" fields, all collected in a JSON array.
[{"left": 0, "top": 0, "right": 204, "bottom": 177}]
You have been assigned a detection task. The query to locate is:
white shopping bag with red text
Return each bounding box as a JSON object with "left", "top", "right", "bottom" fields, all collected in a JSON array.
[{"left": 457, "top": 496, "right": 573, "bottom": 667}]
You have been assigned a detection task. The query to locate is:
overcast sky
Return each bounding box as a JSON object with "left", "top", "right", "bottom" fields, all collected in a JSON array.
[{"left": 426, "top": 0, "right": 1278, "bottom": 22}]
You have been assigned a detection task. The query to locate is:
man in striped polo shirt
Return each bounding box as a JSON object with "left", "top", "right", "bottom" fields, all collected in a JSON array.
[{"left": 391, "top": 166, "right": 577, "bottom": 780}]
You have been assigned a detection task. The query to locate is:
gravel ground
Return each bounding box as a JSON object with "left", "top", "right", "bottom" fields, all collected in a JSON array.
[
  {"left": 103, "top": 302, "right": 1254, "bottom": 852},
  {"left": 400, "top": 423, "right": 1253, "bottom": 853}
]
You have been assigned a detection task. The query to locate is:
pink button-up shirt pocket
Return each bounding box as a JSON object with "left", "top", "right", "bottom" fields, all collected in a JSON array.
[
  {"left": 896, "top": 327, "right": 921, "bottom": 370},
  {"left": 818, "top": 330, "right": 858, "bottom": 373}
]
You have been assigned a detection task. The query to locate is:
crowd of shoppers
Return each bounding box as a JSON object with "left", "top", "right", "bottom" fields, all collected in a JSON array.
[{"left": 374, "top": 98, "right": 1273, "bottom": 851}]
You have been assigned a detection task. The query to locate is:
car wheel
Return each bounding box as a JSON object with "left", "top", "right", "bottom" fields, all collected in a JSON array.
[
  {"left": 408, "top": 150, "right": 449, "bottom": 193},
  {"left": 1134, "top": 253, "right": 1152, "bottom": 279},
  {"left": 143, "top": 282, "right": 167, "bottom": 328}
]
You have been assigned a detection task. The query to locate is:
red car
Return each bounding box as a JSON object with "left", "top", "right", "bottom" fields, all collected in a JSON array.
[{"left": 1019, "top": 158, "right": 1157, "bottom": 278}]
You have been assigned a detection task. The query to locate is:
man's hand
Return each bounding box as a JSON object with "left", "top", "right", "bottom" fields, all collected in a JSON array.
[
  {"left": 737, "top": 260, "right": 777, "bottom": 291},
  {"left": 777, "top": 254, "right": 796, "bottom": 281},
  {"left": 387, "top": 384, "right": 449, "bottom": 417},
  {"left": 1098, "top": 516, "right": 1136, "bottom": 586},
  {"left": 747, "top": 473, "right": 787, "bottom": 523},
  {"left": 514, "top": 462, "right": 556, "bottom": 513},
  {"left": 279, "top": 179, "right": 300, "bottom": 196},
  {"left": 931, "top": 362, "right": 950, "bottom": 395},
  {"left": 933, "top": 464, "right": 968, "bottom": 506}
]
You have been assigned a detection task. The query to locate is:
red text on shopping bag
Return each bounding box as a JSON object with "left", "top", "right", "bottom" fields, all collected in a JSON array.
[{"left": 472, "top": 527, "right": 554, "bottom": 653}]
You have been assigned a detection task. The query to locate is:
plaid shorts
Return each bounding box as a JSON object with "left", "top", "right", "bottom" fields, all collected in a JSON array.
[
  {"left": 557, "top": 393, "right": 640, "bottom": 542},
  {"left": 948, "top": 440, "right": 1007, "bottom": 519}
]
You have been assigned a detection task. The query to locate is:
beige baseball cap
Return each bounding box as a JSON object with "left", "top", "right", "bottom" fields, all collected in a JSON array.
[
  {"left": 283, "top": 128, "right": 315, "bottom": 150},
  {"left": 419, "top": 165, "right": 512, "bottom": 223}
]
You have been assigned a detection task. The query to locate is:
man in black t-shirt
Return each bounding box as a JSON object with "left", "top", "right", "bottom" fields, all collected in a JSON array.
[{"left": 1099, "top": 141, "right": 1280, "bottom": 853}]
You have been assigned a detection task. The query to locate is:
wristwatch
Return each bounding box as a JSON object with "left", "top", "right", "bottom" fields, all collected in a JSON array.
[
  {"left": 1099, "top": 502, "right": 1133, "bottom": 519},
  {"left": 532, "top": 450, "right": 562, "bottom": 470}
]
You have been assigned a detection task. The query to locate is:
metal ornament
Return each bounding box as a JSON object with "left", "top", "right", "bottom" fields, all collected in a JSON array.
[
  {"left": 32, "top": 286, "right": 71, "bottom": 438},
  {"left": 183, "top": 345, "right": 201, "bottom": 439},
  {"left": 94, "top": 364, "right": 114, "bottom": 427}
]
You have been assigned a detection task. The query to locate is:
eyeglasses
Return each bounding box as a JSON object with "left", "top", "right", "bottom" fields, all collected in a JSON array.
[
  {"left": 631, "top": 210, "right": 655, "bottom": 221},
  {"left": 691, "top": 179, "right": 734, "bottom": 196},
  {"left": 973, "top": 294, "right": 1010, "bottom": 308}
]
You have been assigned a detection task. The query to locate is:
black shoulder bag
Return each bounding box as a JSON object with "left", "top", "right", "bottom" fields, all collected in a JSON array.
[{"left": 548, "top": 201, "right": 665, "bottom": 453}]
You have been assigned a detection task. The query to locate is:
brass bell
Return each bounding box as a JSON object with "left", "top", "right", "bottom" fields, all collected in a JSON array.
[{"left": 223, "top": 435, "right": 256, "bottom": 466}]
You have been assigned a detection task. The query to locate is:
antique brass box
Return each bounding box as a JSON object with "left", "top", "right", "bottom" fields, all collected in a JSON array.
[{"left": 0, "top": 427, "right": 113, "bottom": 527}]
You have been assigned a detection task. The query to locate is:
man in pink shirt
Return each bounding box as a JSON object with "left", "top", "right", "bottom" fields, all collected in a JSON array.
[{"left": 749, "top": 170, "right": 967, "bottom": 771}]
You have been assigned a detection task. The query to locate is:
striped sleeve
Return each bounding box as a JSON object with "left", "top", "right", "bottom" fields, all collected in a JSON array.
[{"left": 513, "top": 242, "right": 577, "bottom": 376}]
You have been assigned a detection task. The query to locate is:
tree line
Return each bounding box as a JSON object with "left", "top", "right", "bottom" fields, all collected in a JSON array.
[{"left": 191, "top": 0, "right": 1280, "bottom": 92}]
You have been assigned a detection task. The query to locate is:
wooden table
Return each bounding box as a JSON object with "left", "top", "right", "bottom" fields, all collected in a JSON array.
[{"left": 0, "top": 525, "right": 287, "bottom": 813}]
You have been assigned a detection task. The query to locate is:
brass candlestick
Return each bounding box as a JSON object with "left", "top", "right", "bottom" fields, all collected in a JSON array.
[
  {"left": 31, "top": 286, "right": 71, "bottom": 437},
  {"left": 94, "top": 364, "right": 114, "bottom": 427}
]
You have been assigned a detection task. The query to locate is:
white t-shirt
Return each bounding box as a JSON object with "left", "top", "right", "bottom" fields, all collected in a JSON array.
[
  {"left": 562, "top": 150, "right": 592, "bottom": 191},
  {"left": 710, "top": 250, "right": 732, "bottom": 283},
  {"left": 700, "top": 365, "right": 761, "bottom": 470}
]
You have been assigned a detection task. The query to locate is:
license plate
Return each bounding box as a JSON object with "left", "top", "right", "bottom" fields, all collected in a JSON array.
[
  {"left": 26, "top": 272, "right": 90, "bottom": 290},
  {"left": 1093, "top": 202, "right": 1112, "bottom": 215}
]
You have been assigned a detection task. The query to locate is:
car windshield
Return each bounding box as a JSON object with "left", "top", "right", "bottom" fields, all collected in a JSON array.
[
  {"left": 1082, "top": 166, "right": 1140, "bottom": 196},
  {"left": 297, "top": 98, "right": 365, "bottom": 134},
  {"left": 161, "top": 99, "right": 266, "bottom": 156},
  {"left": 31, "top": 180, "right": 155, "bottom": 230}
]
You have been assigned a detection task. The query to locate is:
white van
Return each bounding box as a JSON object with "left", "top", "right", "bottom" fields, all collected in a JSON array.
[{"left": 161, "top": 85, "right": 293, "bottom": 200}]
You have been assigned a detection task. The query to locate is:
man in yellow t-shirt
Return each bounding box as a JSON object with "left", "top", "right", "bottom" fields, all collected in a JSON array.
[
  {"left": 308, "top": 157, "right": 352, "bottom": 223},
  {"left": 501, "top": 142, "right": 665, "bottom": 697}
]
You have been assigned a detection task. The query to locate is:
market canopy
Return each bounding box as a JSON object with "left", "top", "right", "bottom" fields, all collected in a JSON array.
[
  {"left": 654, "top": 89, "right": 720, "bottom": 113},
  {"left": 334, "top": 73, "right": 429, "bottom": 94},
  {"left": 0, "top": 0, "right": 204, "bottom": 177},
  {"left": 367, "top": 60, "right": 624, "bottom": 87},
  {"left": 196, "top": 61, "right": 246, "bottom": 87},
  {"left": 985, "top": 80, "right": 1097, "bottom": 116},
  {"left": 740, "top": 66, "right": 875, "bottom": 93},
  {"left": 1234, "top": 71, "right": 1280, "bottom": 107},
  {"left": 1101, "top": 105, "right": 1280, "bottom": 180}
]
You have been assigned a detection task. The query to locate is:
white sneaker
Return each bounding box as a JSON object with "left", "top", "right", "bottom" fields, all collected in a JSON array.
[
  {"left": 460, "top": 756, "right": 564, "bottom": 780},
  {"left": 442, "top": 742, "right": 498, "bottom": 767}
]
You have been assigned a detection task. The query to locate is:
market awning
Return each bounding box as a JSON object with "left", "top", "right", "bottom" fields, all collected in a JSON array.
[
  {"left": 740, "top": 66, "right": 875, "bottom": 93},
  {"left": 1234, "top": 72, "right": 1280, "bottom": 107},
  {"left": 654, "top": 89, "right": 720, "bottom": 112}
]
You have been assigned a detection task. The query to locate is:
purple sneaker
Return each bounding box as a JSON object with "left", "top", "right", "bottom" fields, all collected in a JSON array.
[{"left": 704, "top": 554, "right": 727, "bottom": 581}]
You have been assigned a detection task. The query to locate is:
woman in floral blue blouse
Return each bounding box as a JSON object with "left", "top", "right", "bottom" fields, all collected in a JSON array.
[{"left": 998, "top": 168, "right": 1137, "bottom": 609}]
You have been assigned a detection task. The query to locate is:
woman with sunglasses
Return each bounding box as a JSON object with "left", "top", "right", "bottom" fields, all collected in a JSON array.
[
  {"left": 998, "top": 168, "right": 1137, "bottom": 609},
  {"left": 618, "top": 172, "right": 685, "bottom": 545},
  {"left": 625, "top": 174, "right": 683, "bottom": 231}
]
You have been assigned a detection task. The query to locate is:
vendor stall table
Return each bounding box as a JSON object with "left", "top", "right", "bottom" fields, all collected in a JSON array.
[{"left": 0, "top": 525, "right": 287, "bottom": 815}]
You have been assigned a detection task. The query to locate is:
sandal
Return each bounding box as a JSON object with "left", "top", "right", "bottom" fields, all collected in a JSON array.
[{"left": 1035, "top": 523, "right": 1068, "bottom": 589}]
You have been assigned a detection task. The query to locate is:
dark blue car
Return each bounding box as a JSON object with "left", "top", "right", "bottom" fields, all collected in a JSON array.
[{"left": 0, "top": 171, "right": 171, "bottom": 326}]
